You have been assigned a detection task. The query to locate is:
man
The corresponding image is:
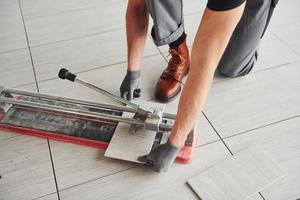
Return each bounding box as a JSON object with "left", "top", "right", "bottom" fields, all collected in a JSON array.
[{"left": 120, "top": 0, "right": 278, "bottom": 172}]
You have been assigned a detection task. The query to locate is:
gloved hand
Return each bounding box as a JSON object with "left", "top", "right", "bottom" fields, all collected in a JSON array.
[
  {"left": 138, "top": 140, "right": 180, "bottom": 173},
  {"left": 120, "top": 70, "right": 141, "bottom": 101}
]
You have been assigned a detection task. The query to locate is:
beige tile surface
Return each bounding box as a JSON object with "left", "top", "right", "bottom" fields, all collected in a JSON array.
[
  {"left": 187, "top": 146, "right": 286, "bottom": 200},
  {"left": 49, "top": 141, "right": 135, "bottom": 190},
  {"left": 0, "top": 136, "right": 56, "bottom": 200},
  {"left": 271, "top": 20, "right": 300, "bottom": 55},
  {"left": 58, "top": 141, "right": 230, "bottom": 200},
  {"left": 255, "top": 31, "right": 300, "bottom": 71},
  {"left": 269, "top": 0, "right": 300, "bottom": 29},
  {"left": 21, "top": 0, "right": 118, "bottom": 19},
  {"left": 203, "top": 61, "right": 300, "bottom": 138},
  {"left": 0, "top": 0, "right": 22, "bottom": 22},
  {"left": 0, "top": 20, "right": 27, "bottom": 53},
  {"left": 0, "top": 130, "right": 19, "bottom": 141},
  {"left": 25, "top": 1, "right": 125, "bottom": 46},
  {"left": 31, "top": 29, "right": 159, "bottom": 81},
  {"left": 0, "top": 49, "right": 36, "bottom": 87},
  {"left": 225, "top": 117, "right": 300, "bottom": 200}
]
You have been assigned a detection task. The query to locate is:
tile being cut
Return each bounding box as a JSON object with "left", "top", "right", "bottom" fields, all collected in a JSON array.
[
  {"left": 104, "top": 101, "right": 165, "bottom": 163},
  {"left": 187, "top": 146, "right": 287, "bottom": 200}
]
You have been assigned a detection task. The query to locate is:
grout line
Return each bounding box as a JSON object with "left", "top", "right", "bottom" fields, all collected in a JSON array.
[
  {"left": 201, "top": 111, "right": 234, "bottom": 156},
  {"left": 24, "top": 4, "right": 117, "bottom": 21},
  {"left": 31, "top": 192, "right": 57, "bottom": 200},
  {"left": 259, "top": 192, "right": 266, "bottom": 200},
  {"left": 223, "top": 114, "right": 300, "bottom": 141},
  {"left": 18, "top": 0, "right": 40, "bottom": 92},
  {"left": 46, "top": 139, "right": 61, "bottom": 200},
  {"left": 0, "top": 47, "right": 28, "bottom": 55},
  {"left": 30, "top": 52, "right": 161, "bottom": 85},
  {"left": 58, "top": 166, "right": 135, "bottom": 193},
  {"left": 29, "top": 27, "right": 125, "bottom": 49},
  {"left": 269, "top": 30, "right": 300, "bottom": 56},
  {"left": 0, "top": 135, "right": 21, "bottom": 143}
]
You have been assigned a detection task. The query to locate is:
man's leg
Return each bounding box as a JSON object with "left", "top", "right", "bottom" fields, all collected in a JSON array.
[
  {"left": 126, "top": 0, "right": 149, "bottom": 71},
  {"left": 145, "top": 0, "right": 190, "bottom": 102},
  {"left": 120, "top": 0, "right": 149, "bottom": 100},
  {"left": 217, "top": 0, "right": 279, "bottom": 77}
]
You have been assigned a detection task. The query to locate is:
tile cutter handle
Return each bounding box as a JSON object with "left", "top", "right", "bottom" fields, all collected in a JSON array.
[{"left": 58, "top": 68, "right": 150, "bottom": 116}]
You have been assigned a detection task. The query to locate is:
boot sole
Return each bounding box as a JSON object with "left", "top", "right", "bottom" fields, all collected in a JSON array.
[{"left": 154, "top": 87, "right": 181, "bottom": 103}]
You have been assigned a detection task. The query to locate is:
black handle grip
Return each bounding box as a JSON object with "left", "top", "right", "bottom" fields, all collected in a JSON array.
[{"left": 58, "top": 68, "right": 77, "bottom": 82}]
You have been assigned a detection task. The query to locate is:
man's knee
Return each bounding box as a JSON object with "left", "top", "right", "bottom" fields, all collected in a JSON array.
[{"left": 217, "top": 50, "right": 258, "bottom": 78}]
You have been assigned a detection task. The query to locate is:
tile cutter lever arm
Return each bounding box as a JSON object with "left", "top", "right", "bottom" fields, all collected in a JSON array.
[{"left": 58, "top": 68, "right": 175, "bottom": 132}]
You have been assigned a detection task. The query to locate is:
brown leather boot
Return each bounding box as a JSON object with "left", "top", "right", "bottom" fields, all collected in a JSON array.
[{"left": 155, "top": 41, "right": 190, "bottom": 102}]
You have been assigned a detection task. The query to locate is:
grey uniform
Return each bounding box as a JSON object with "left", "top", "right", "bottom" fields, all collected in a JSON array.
[{"left": 144, "top": 0, "right": 279, "bottom": 77}]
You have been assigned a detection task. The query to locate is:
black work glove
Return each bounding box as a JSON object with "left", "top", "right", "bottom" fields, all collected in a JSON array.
[
  {"left": 120, "top": 70, "right": 141, "bottom": 101},
  {"left": 138, "top": 140, "right": 180, "bottom": 173}
]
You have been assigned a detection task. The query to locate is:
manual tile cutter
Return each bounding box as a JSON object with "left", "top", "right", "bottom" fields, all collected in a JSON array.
[{"left": 0, "top": 69, "right": 198, "bottom": 164}]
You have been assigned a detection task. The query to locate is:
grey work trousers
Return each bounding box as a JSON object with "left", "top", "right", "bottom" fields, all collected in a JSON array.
[{"left": 145, "top": 0, "right": 279, "bottom": 77}]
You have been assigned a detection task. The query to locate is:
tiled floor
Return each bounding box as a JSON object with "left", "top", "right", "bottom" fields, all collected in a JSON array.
[{"left": 0, "top": 0, "right": 300, "bottom": 200}]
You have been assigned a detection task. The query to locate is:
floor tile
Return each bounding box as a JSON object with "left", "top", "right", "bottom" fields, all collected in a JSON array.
[
  {"left": 25, "top": 1, "right": 125, "bottom": 46},
  {"left": 0, "top": 136, "right": 56, "bottom": 200},
  {"left": 0, "top": 130, "right": 19, "bottom": 141},
  {"left": 271, "top": 20, "right": 300, "bottom": 55},
  {"left": 187, "top": 146, "right": 286, "bottom": 200},
  {"left": 0, "top": 0, "right": 22, "bottom": 22},
  {"left": 49, "top": 140, "right": 135, "bottom": 190},
  {"left": 203, "top": 61, "right": 300, "bottom": 138},
  {"left": 255, "top": 31, "right": 300, "bottom": 71},
  {"left": 0, "top": 48, "right": 36, "bottom": 87},
  {"left": 31, "top": 29, "right": 159, "bottom": 81},
  {"left": 20, "top": 0, "right": 120, "bottom": 19},
  {"left": 183, "top": 0, "right": 206, "bottom": 16},
  {"left": 58, "top": 141, "right": 230, "bottom": 200},
  {"left": 0, "top": 20, "right": 27, "bottom": 53},
  {"left": 269, "top": 0, "right": 300, "bottom": 29},
  {"left": 135, "top": 182, "right": 198, "bottom": 200},
  {"left": 224, "top": 117, "right": 300, "bottom": 200}
]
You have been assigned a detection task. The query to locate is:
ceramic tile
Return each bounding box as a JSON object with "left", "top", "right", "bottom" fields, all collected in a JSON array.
[
  {"left": 105, "top": 101, "right": 165, "bottom": 163},
  {"left": 31, "top": 29, "right": 159, "bottom": 81},
  {"left": 0, "top": 0, "right": 22, "bottom": 22},
  {"left": 25, "top": 2, "right": 125, "bottom": 46},
  {"left": 0, "top": 48, "right": 36, "bottom": 87},
  {"left": 49, "top": 140, "right": 135, "bottom": 190},
  {"left": 58, "top": 141, "right": 230, "bottom": 200},
  {"left": 21, "top": 0, "right": 121, "bottom": 19},
  {"left": 0, "top": 136, "right": 56, "bottom": 200},
  {"left": 255, "top": 31, "right": 300, "bottom": 71},
  {"left": 187, "top": 147, "right": 286, "bottom": 200},
  {"left": 225, "top": 117, "right": 300, "bottom": 200},
  {"left": 271, "top": 20, "right": 300, "bottom": 55},
  {"left": 203, "top": 61, "right": 300, "bottom": 138},
  {"left": 0, "top": 20, "right": 27, "bottom": 53}
]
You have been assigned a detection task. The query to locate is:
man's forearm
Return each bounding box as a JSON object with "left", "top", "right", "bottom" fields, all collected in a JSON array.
[
  {"left": 126, "top": 0, "right": 149, "bottom": 71},
  {"left": 169, "top": 4, "right": 246, "bottom": 147}
]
